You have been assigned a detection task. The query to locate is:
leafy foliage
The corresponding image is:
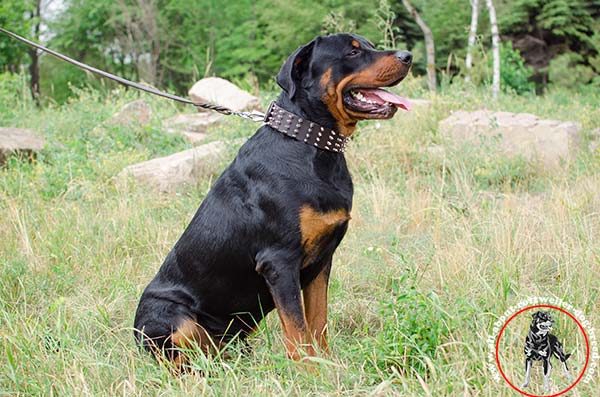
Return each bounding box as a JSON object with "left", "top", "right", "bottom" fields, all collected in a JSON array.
[
  {"left": 497, "top": 41, "right": 535, "bottom": 94},
  {"left": 0, "top": 0, "right": 597, "bottom": 101},
  {"left": 0, "top": 0, "right": 34, "bottom": 72},
  {"left": 499, "top": 0, "right": 599, "bottom": 89},
  {"left": 548, "top": 52, "right": 598, "bottom": 88},
  {"left": 371, "top": 276, "right": 452, "bottom": 375}
]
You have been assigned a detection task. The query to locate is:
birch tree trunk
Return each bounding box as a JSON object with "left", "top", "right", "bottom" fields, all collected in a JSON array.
[
  {"left": 402, "top": 0, "right": 436, "bottom": 92},
  {"left": 485, "top": 0, "right": 500, "bottom": 98},
  {"left": 465, "top": 0, "right": 479, "bottom": 82},
  {"left": 28, "top": 0, "right": 42, "bottom": 103}
]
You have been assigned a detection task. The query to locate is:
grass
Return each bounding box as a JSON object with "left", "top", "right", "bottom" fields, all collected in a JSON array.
[{"left": 1, "top": 77, "right": 599, "bottom": 396}]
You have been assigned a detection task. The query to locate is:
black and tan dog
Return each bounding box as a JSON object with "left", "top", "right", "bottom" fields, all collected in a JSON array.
[
  {"left": 521, "top": 311, "right": 572, "bottom": 390},
  {"left": 134, "top": 33, "right": 412, "bottom": 367}
]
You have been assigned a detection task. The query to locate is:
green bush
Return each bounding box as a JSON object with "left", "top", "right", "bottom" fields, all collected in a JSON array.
[
  {"left": 496, "top": 41, "right": 535, "bottom": 94},
  {"left": 548, "top": 52, "right": 598, "bottom": 88},
  {"left": 369, "top": 276, "right": 452, "bottom": 376},
  {"left": 0, "top": 72, "right": 32, "bottom": 120}
]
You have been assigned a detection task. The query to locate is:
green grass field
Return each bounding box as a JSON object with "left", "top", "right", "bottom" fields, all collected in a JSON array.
[{"left": 1, "top": 80, "right": 599, "bottom": 396}]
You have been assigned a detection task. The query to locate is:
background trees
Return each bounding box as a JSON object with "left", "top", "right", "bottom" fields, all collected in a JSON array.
[{"left": 0, "top": 0, "right": 598, "bottom": 102}]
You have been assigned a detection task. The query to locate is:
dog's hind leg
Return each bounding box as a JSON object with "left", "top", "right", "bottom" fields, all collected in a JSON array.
[
  {"left": 561, "top": 360, "right": 572, "bottom": 380},
  {"left": 521, "top": 359, "right": 532, "bottom": 388},
  {"left": 543, "top": 359, "right": 552, "bottom": 391}
]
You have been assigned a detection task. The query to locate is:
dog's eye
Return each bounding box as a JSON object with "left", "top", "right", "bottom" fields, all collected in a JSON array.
[{"left": 347, "top": 49, "right": 361, "bottom": 57}]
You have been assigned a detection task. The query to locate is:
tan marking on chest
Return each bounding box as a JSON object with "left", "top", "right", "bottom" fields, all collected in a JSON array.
[{"left": 299, "top": 206, "right": 350, "bottom": 267}]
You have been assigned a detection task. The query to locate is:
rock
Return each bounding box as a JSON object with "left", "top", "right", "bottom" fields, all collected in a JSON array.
[
  {"left": 408, "top": 98, "right": 432, "bottom": 108},
  {"left": 425, "top": 144, "right": 445, "bottom": 156},
  {"left": 0, "top": 127, "right": 46, "bottom": 163},
  {"left": 116, "top": 140, "right": 227, "bottom": 192},
  {"left": 189, "top": 77, "right": 259, "bottom": 112},
  {"left": 589, "top": 128, "right": 600, "bottom": 154},
  {"left": 164, "top": 112, "right": 224, "bottom": 133},
  {"left": 163, "top": 112, "right": 224, "bottom": 144},
  {"left": 439, "top": 110, "right": 581, "bottom": 167},
  {"left": 164, "top": 129, "right": 207, "bottom": 144},
  {"left": 109, "top": 99, "right": 152, "bottom": 126}
]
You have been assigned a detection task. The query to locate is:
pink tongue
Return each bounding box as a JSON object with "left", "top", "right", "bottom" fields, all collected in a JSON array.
[{"left": 361, "top": 88, "right": 411, "bottom": 111}]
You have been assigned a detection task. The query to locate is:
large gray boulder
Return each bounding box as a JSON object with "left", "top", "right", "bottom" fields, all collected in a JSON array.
[
  {"left": 163, "top": 112, "right": 224, "bottom": 144},
  {"left": 439, "top": 110, "right": 581, "bottom": 166},
  {"left": 116, "top": 141, "right": 226, "bottom": 192},
  {"left": 0, "top": 127, "right": 46, "bottom": 163},
  {"left": 108, "top": 99, "right": 152, "bottom": 126},
  {"left": 189, "top": 77, "right": 259, "bottom": 112}
]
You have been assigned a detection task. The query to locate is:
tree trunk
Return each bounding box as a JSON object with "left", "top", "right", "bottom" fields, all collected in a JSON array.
[
  {"left": 28, "top": 0, "right": 42, "bottom": 104},
  {"left": 402, "top": 0, "right": 436, "bottom": 92},
  {"left": 465, "top": 0, "right": 479, "bottom": 82},
  {"left": 485, "top": 0, "right": 500, "bottom": 98},
  {"left": 116, "top": 0, "right": 160, "bottom": 85}
]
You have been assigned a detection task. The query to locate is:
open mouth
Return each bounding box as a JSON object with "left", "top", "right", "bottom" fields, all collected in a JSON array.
[
  {"left": 538, "top": 322, "right": 552, "bottom": 331},
  {"left": 343, "top": 86, "right": 411, "bottom": 119}
]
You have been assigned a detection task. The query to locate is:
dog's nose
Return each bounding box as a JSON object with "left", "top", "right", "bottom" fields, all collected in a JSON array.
[{"left": 396, "top": 51, "right": 412, "bottom": 64}]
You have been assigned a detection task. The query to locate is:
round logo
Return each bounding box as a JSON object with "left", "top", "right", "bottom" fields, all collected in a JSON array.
[{"left": 487, "top": 298, "right": 598, "bottom": 396}]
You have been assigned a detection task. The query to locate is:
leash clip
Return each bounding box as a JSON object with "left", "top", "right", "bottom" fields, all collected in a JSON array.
[{"left": 234, "top": 110, "right": 267, "bottom": 122}]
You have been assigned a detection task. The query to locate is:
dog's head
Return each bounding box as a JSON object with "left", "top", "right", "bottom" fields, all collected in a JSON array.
[
  {"left": 530, "top": 311, "right": 554, "bottom": 335},
  {"left": 276, "top": 33, "right": 412, "bottom": 137}
]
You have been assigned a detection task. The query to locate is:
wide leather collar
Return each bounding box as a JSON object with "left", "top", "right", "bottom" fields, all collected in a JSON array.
[{"left": 264, "top": 102, "right": 349, "bottom": 153}]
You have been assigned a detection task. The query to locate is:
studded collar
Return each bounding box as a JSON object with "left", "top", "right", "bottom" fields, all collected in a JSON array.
[{"left": 264, "top": 102, "right": 349, "bottom": 153}]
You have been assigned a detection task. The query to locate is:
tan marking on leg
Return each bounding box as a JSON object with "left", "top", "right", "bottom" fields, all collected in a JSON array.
[
  {"left": 273, "top": 301, "right": 315, "bottom": 360},
  {"left": 170, "top": 318, "right": 213, "bottom": 370},
  {"left": 303, "top": 269, "right": 329, "bottom": 352}
]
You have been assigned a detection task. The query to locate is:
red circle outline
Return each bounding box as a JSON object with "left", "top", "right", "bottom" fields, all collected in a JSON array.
[{"left": 494, "top": 304, "right": 590, "bottom": 397}]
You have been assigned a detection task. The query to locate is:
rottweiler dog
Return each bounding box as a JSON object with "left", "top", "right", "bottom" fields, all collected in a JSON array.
[
  {"left": 521, "top": 311, "right": 572, "bottom": 390},
  {"left": 134, "top": 33, "right": 412, "bottom": 367}
]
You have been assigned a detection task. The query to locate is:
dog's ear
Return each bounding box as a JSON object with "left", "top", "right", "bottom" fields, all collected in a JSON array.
[{"left": 276, "top": 37, "right": 318, "bottom": 99}]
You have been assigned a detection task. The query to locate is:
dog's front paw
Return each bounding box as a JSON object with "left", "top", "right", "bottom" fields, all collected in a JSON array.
[
  {"left": 544, "top": 381, "right": 551, "bottom": 391},
  {"left": 520, "top": 382, "right": 529, "bottom": 389}
]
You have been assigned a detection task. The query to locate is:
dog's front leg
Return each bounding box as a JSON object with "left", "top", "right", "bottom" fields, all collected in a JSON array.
[
  {"left": 521, "top": 358, "right": 532, "bottom": 388},
  {"left": 543, "top": 359, "right": 552, "bottom": 390},
  {"left": 256, "top": 251, "right": 314, "bottom": 360},
  {"left": 303, "top": 257, "right": 332, "bottom": 352}
]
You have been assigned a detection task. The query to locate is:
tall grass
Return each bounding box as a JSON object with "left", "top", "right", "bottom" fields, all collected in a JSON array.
[{"left": 1, "top": 78, "right": 599, "bottom": 395}]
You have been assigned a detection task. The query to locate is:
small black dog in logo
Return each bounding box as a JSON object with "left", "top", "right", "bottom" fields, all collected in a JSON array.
[{"left": 521, "top": 311, "right": 572, "bottom": 390}]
